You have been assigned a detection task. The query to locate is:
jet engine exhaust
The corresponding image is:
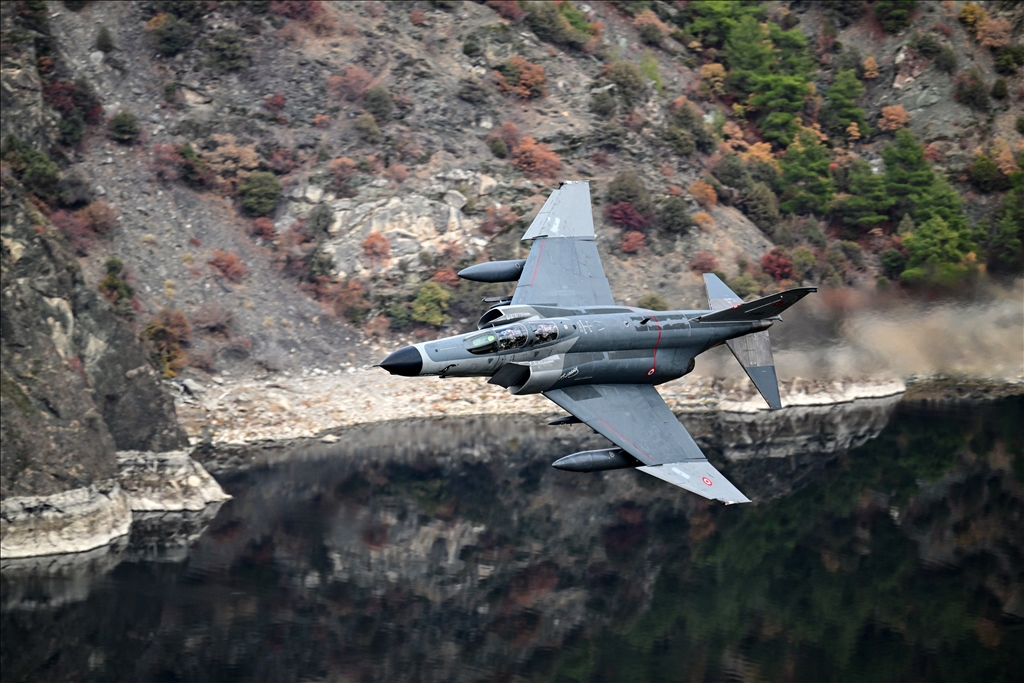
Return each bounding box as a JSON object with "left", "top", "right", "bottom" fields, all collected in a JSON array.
[{"left": 552, "top": 448, "right": 640, "bottom": 472}]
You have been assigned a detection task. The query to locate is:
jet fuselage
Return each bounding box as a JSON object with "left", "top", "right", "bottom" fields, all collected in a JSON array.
[{"left": 380, "top": 306, "right": 771, "bottom": 395}]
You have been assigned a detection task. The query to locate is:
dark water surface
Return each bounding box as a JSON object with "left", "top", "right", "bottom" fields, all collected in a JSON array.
[{"left": 3, "top": 397, "right": 1022, "bottom": 683}]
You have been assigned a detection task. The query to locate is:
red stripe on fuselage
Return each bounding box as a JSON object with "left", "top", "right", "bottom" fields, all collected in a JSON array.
[{"left": 649, "top": 315, "right": 661, "bottom": 375}]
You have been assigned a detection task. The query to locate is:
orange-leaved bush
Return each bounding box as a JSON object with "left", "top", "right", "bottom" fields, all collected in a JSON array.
[
  {"left": 361, "top": 231, "right": 390, "bottom": 262},
  {"left": 620, "top": 231, "right": 646, "bottom": 253},
  {"left": 689, "top": 180, "right": 717, "bottom": 207},
  {"left": 495, "top": 56, "right": 546, "bottom": 99},
  {"left": 511, "top": 136, "right": 561, "bottom": 179},
  {"left": 878, "top": 104, "right": 910, "bottom": 131},
  {"left": 693, "top": 212, "right": 714, "bottom": 230}
]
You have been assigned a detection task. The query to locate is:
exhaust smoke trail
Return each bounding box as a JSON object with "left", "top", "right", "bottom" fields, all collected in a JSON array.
[{"left": 695, "top": 281, "right": 1024, "bottom": 383}]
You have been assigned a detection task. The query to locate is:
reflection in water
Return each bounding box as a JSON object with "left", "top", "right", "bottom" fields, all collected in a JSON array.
[{"left": 2, "top": 397, "right": 1022, "bottom": 682}]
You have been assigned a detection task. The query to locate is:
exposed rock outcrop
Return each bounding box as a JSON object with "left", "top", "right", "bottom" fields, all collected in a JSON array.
[
  {"left": 1, "top": 183, "right": 188, "bottom": 500},
  {"left": 0, "top": 482, "right": 131, "bottom": 559},
  {"left": 0, "top": 452, "right": 228, "bottom": 559}
]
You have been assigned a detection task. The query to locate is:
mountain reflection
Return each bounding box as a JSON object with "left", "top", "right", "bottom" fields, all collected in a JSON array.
[{"left": 2, "top": 397, "right": 1022, "bottom": 683}]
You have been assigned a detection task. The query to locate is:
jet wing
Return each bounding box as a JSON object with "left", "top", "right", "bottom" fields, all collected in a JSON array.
[
  {"left": 544, "top": 384, "right": 750, "bottom": 504},
  {"left": 511, "top": 181, "right": 615, "bottom": 308}
]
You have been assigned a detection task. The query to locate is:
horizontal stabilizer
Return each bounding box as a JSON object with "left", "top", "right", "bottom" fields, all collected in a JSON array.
[
  {"left": 637, "top": 461, "right": 750, "bottom": 504},
  {"left": 696, "top": 287, "right": 817, "bottom": 323},
  {"left": 727, "top": 331, "right": 782, "bottom": 410}
]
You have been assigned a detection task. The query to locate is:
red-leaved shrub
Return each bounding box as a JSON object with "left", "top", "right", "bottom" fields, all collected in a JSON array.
[
  {"left": 604, "top": 201, "right": 651, "bottom": 230},
  {"left": 264, "top": 92, "right": 286, "bottom": 113},
  {"left": 486, "top": 0, "right": 525, "bottom": 21},
  {"left": 690, "top": 251, "right": 718, "bottom": 272},
  {"left": 269, "top": 0, "right": 322, "bottom": 21},
  {"left": 760, "top": 248, "right": 793, "bottom": 281},
  {"left": 208, "top": 250, "right": 249, "bottom": 282},
  {"left": 50, "top": 209, "right": 93, "bottom": 254}
]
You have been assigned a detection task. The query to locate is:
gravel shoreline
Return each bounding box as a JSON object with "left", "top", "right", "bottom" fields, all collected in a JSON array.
[{"left": 173, "top": 369, "right": 931, "bottom": 448}]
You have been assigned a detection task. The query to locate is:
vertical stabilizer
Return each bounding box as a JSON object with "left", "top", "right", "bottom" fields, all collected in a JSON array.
[{"left": 703, "top": 273, "right": 743, "bottom": 310}]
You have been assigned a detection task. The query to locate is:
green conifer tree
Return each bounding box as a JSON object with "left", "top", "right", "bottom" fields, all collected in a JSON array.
[
  {"left": 833, "top": 159, "right": 892, "bottom": 234},
  {"left": 821, "top": 69, "right": 869, "bottom": 136},
  {"left": 779, "top": 130, "right": 835, "bottom": 215}
]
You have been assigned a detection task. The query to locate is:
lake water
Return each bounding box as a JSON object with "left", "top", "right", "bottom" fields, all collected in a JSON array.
[{"left": 2, "top": 396, "right": 1022, "bottom": 683}]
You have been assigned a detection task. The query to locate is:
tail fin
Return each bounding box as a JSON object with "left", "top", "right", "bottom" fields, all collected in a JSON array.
[{"left": 699, "top": 274, "right": 808, "bottom": 411}]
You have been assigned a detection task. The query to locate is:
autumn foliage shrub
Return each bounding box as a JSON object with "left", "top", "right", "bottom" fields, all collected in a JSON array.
[
  {"left": 495, "top": 56, "right": 547, "bottom": 99},
  {"left": 760, "top": 248, "right": 794, "bottom": 281},
  {"left": 250, "top": 217, "right": 276, "bottom": 239},
  {"left": 333, "top": 279, "right": 371, "bottom": 324},
  {"left": 690, "top": 251, "right": 719, "bottom": 272},
  {"left": 142, "top": 309, "right": 190, "bottom": 377},
  {"left": 264, "top": 92, "right": 286, "bottom": 113},
  {"left": 50, "top": 209, "right": 94, "bottom": 255},
  {"left": 329, "top": 65, "right": 373, "bottom": 101},
  {"left": 384, "top": 163, "right": 409, "bottom": 184},
  {"left": 486, "top": 0, "right": 525, "bottom": 22},
  {"left": 208, "top": 250, "right": 249, "bottom": 282},
  {"left": 605, "top": 201, "right": 651, "bottom": 230},
  {"left": 634, "top": 10, "right": 669, "bottom": 46},
  {"left": 269, "top": 1, "right": 323, "bottom": 21},
  {"left": 620, "top": 231, "right": 646, "bottom": 254},
  {"left": 76, "top": 201, "right": 118, "bottom": 234},
  {"left": 266, "top": 147, "right": 298, "bottom": 175},
  {"left": 693, "top": 212, "right": 715, "bottom": 230},
  {"left": 689, "top": 180, "right": 717, "bottom": 207},
  {"left": 479, "top": 204, "right": 518, "bottom": 235},
  {"left": 878, "top": 105, "right": 910, "bottom": 131},
  {"left": 362, "top": 231, "right": 391, "bottom": 262},
  {"left": 432, "top": 266, "right": 461, "bottom": 288},
  {"left": 511, "top": 136, "right": 561, "bottom": 179}
]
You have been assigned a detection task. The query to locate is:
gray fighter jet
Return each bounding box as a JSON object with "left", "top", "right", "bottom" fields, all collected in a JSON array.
[{"left": 379, "top": 181, "right": 815, "bottom": 504}]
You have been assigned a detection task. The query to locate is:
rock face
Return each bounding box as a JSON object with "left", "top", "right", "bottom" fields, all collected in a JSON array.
[
  {"left": 117, "top": 451, "right": 231, "bottom": 512},
  {"left": 0, "top": 452, "right": 229, "bottom": 559},
  {"left": 0, "top": 483, "right": 132, "bottom": 559},
  {"left": 1, "top": 183, "right": 188, "bottom": 500},
  {"left": 323, "top": 192, "right": 485, "bottom": 280}
]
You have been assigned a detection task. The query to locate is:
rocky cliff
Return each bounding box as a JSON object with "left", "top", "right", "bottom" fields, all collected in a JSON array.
[{"left": 0, "top": 1, "right": 205, "bottom": 529}]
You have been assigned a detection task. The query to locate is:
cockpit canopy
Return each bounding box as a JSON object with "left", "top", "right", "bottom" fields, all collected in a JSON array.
[{"left": 465, "top": 321, "right": 559, "bottom": 355}]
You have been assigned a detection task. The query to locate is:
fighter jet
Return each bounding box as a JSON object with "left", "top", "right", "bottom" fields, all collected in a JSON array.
[{"left": 379, "top": 181, "right": 815, "bottom": 504}]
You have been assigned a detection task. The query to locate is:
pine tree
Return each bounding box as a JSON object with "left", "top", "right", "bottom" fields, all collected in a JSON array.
[
  {"left": 750, "top": 75, "right": 811, "bottom": 147},
  {"left": 834, "top": 159, "right": 892, "bottom": 234},
  {"left": 821, "top": 70, "right": 869, "bottom": 136},
  {"left": 882, "top": 130, "right": 935, "bottom": 220},
  {"left": 725, "top": 16, "right": 774, "bottom": 96},
  {"left": 779, "top": 130, "right": 835, "bottom": 215},
  {"left": 742, "top": 182, "right": 781, "bottom": 233},
  {"left": 901, "top": 215, "right": 974, "bottom": 287}
]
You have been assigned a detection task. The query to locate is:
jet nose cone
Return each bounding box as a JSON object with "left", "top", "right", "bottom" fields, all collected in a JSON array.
[{"left": 378, "top": 345, "right": 423, "bottom": 376}]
